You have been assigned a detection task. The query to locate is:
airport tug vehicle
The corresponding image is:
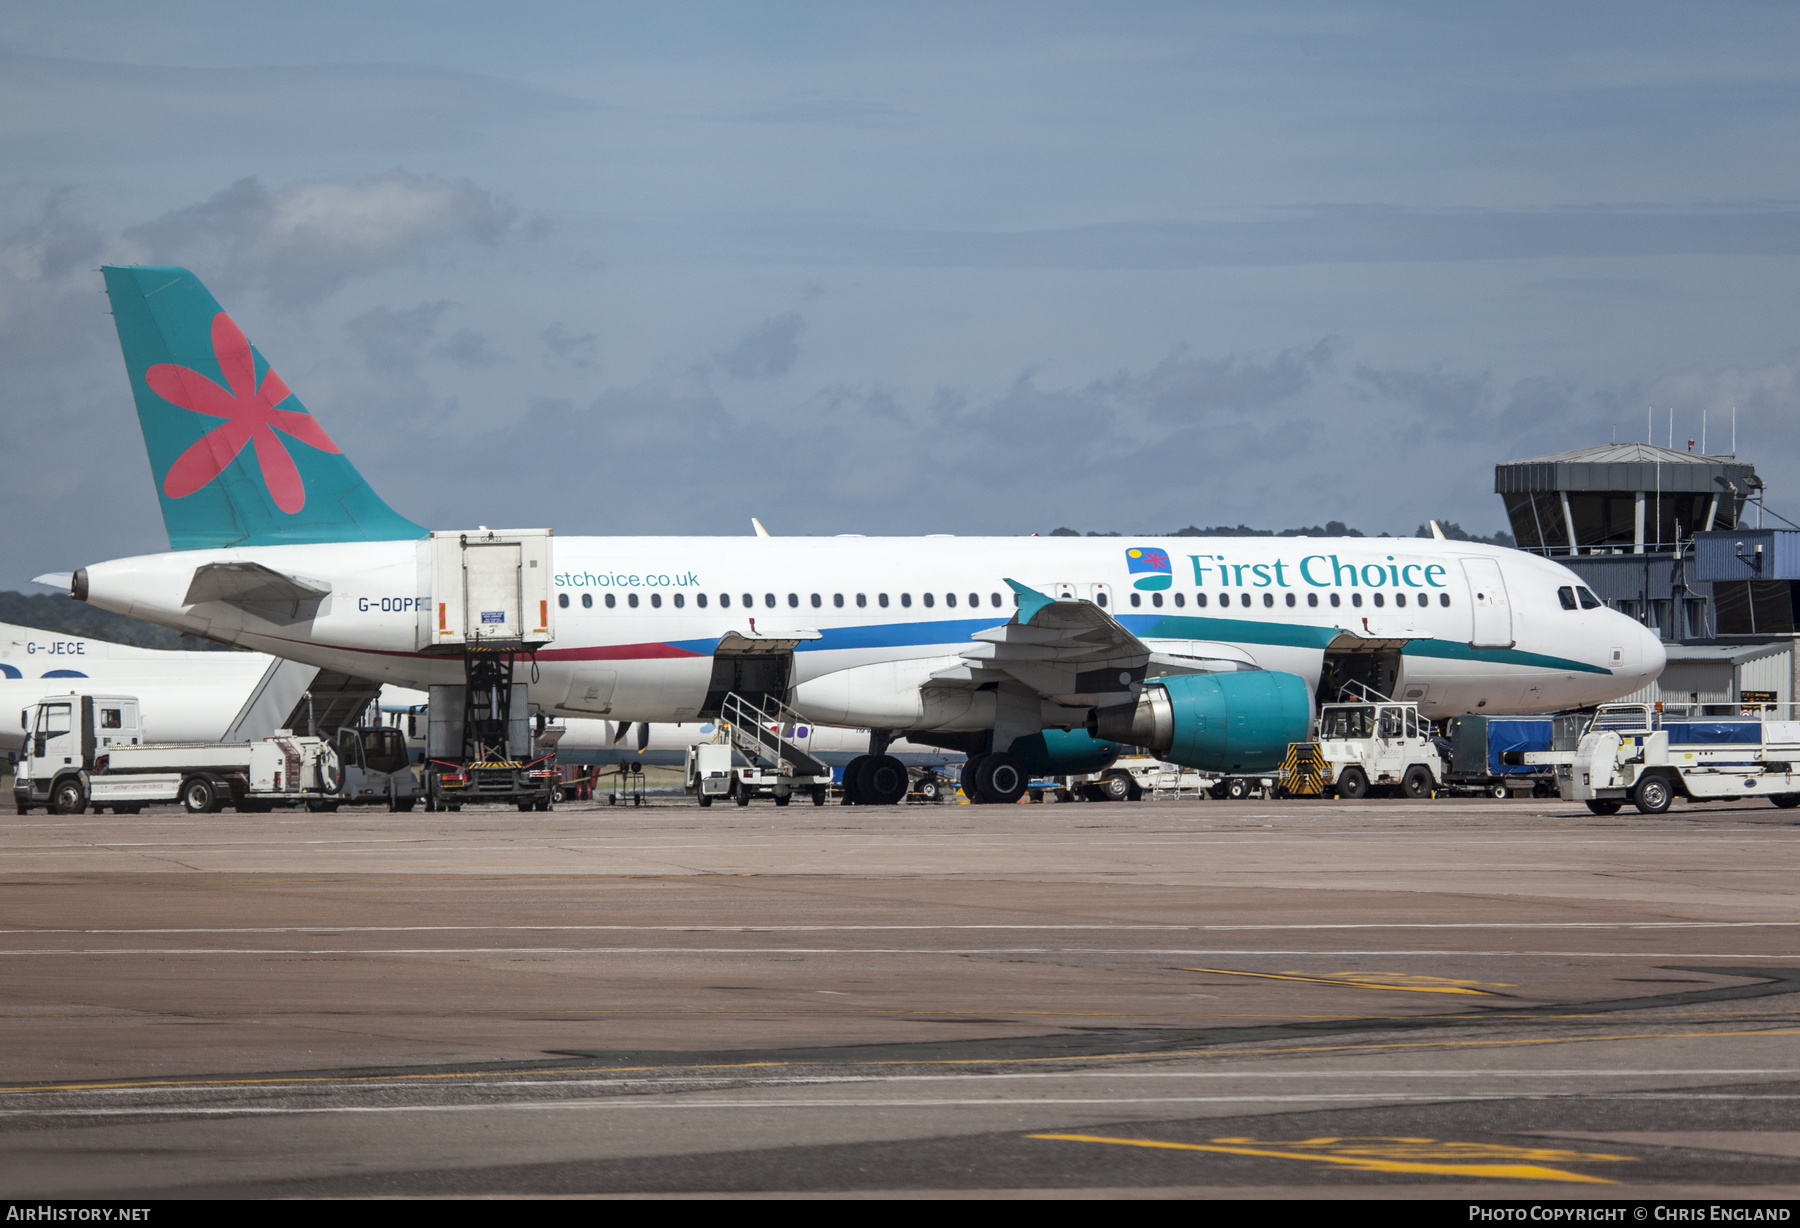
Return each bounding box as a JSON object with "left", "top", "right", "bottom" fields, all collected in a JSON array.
[
  {"left": 1521, "top": 703, "right": 1800, "bottom": 815},
  {"left": 1280, "top": 688, "right": 1445, "bottom": 800},
  {"left": 11, "top": 693, "right": 373, "bottom": 814}
]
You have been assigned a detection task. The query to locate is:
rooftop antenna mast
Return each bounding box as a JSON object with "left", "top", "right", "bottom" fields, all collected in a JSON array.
[
  {"left": 1703, "top": 408, "right": 1707, "bottom": 455},
  {"left": 1667, "top": 406, "right": 1673, "bottom": 450}
]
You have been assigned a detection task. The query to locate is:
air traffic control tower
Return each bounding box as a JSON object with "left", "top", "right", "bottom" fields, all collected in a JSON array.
[{"left": 1496, "top": 443, "right": 1800, "bottom": 708}]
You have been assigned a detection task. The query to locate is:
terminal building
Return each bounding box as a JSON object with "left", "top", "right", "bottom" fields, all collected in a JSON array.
[{"left": 1495, "top": 443, "right": 1800, "bottom": 710}]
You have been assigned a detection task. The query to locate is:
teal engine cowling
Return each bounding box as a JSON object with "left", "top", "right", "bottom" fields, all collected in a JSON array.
[
  {"left": 1088, "top": 671, "right": 1311, "bottom": 773},
  {"left": 1004, "top": 728, "right": 1120, "bottom": 776}
]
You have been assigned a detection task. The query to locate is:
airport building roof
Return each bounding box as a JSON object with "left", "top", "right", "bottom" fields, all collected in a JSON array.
[{"left": 1495, "top": 443, "right": 1756, "bottom": 494}]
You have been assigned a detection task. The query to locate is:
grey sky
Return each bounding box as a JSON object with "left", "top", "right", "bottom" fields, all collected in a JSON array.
[{"left": 3, "top": 2, "right": 1799, "bottom": 585}]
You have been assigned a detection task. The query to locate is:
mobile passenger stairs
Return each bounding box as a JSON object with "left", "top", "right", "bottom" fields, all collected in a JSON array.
[
  {"left": 692, "top": 692, "right": 833, "bottom": 807},
  {"left": 1521, "top": 702, "right": 1800, "bottom": 815}
]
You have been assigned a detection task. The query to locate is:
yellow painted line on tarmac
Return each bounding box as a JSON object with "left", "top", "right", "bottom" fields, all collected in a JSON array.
[
  {"left": 1182, "top": 1026, "right": 1800, "bottom": 1061},
  {"left": 1184, "top": 967, "right": 1500, "bottom": 995},
  {"left": 1026, "top": 1132, "right": 1630, "bottom": 1183}
]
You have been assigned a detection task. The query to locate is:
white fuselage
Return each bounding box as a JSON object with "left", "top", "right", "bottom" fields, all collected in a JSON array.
[{"left": 75, "top": 535, "right": 1666, "bottom": 731}]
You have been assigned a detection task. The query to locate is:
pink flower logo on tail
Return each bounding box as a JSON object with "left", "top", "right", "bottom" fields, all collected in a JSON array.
[{"left": 145, "top": 312, "right": 340, "bottom": 514}]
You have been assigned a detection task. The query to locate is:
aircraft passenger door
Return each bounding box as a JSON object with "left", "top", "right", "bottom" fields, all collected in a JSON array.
[
  {"left": 1052, "top": 583, "right": 1078, "bottom": 601},
  {"left": 1083, "top": 583, "right": 1115, "bottom": 612},
  {"left": 1460, "top": 558, "right": 1514, "bottom": 649}
]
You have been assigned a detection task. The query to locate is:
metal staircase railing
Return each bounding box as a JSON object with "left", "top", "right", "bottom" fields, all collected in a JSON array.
[
  {"left": 1335, "top": 678, "right": 1394, "bottom": 704},
  {"left": 720, "top": 692, "right": 829, "bottom": 778}
]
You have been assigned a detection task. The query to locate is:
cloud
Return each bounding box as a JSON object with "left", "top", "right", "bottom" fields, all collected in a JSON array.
[
  {"left": 125, "top": 171, "right": 510, "bottom": 305},
  {"left": 711, "top": 313, "right": 803, "bottom": 380},
  {"left": 345, "top": 302, "right": 455, "bottom": 375},
  {"left": 1133, "top": 339, "right": 1338, "bottom": 420},
  {"left": 543, "top": 324, "right": 599, "bottom": 369}
]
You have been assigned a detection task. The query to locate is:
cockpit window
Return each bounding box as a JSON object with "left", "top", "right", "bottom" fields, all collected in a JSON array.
[
  {"left": 1577, "top": 587, "right": 1602, "bottom": 609},
  {"left": 1558, "top": 586, "right": 1578, "bottom": 611}
]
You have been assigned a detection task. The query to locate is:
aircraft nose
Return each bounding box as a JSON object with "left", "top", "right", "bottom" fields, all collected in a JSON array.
[{"left": 1635, "top": 620, "right": 1667, "bottom": 685}]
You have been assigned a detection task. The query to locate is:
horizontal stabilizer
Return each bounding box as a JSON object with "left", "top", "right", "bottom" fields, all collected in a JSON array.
[{"left": 184, "top": 561, "right": 331, "bottom": 607}]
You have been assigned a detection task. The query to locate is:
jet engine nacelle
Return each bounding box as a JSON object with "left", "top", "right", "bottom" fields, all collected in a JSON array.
[{"left": 1089, "top": 671, "right": 1311, "bottom": 773}]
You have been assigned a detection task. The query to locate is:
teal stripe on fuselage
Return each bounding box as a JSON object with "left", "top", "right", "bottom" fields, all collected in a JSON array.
[
  {"left": 1399, "top": 638, "right": 1611, "bottom": 675},
  {"left": 1119, "top": 613, "right": 1339, "bottom": 649}
]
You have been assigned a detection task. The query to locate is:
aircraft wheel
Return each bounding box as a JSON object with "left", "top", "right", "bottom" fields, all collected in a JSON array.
[
  {"left": 1770, "top": 794, "right": 1800, "bottom": 809},
  {"left": 841, "top": 754, "right": 869, "bottom": 805},
  {"left": 857, "top": 755, "right": 908, "bottom": 806},
  {"left": 974, "top": 752, "right": 1028, "bottom": 805},
  {"left": 1334, "top": 767, "right": 1369, "bottom": 800},
  {"left": 1585, "top": 799, "right": 1623, "bottom": 815},
  {"left": 52, "top": 779, "right": 87, "bottom": 816},
  {"left": 1401, "top": 766, "right": 1434, "bottom": 800},
  {"left": 959, "top": 754, "right": 987, "bottom": 802},
  {"left": 1207, "top": 781, "right": 1230, "bottom": 800},
  {"left": 1225, "top": 777, "right": 1249, "bottom": 800}
]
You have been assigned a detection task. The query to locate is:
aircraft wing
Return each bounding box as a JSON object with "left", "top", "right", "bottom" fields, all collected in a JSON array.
[{"left": 931, "top": 579, "right": 1154, "bottom": 707}]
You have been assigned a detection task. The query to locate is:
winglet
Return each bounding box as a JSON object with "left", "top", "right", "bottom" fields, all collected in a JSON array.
[
  {"left": 1428, "top": 520, "right": 1448, "bottom": 540},
  {"left": 752, "top": 518, "right": 771, "bottom": 538},
  {"left": 1004, "top": 578, "right": 1056, "bottom": 624}
]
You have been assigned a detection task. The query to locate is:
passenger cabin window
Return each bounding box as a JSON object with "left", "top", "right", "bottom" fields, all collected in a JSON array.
[
  {"left": 990, "top": 593, "right": 1002, "bottom": 607},
  {"left": 1351, "top": 593, "right": 1362, "bottom": 608},
  {"left": 673, "top": 593, "right": 684, "bottom": 608},
  {"left": 650, "top": 593, "right": 661, "bottom": 608},
  {"left": 1395, "top": 592, "right": 1406, "bottom": 607},
  {"left": 697, "top": 593, "right": 708, "bottom": 608},
  {"left": 810, "top": 593, "right": 821, "bottom": 608},
  {"left": 1151, "top": 593, "right": 1162, "bottom": 607},
  {"left": 719, "top": 593, "right": 731, "bottom": 608},
  {"left": 743, "top": 593, "right": 754, "bottom": 607},
  {"left": 628, "top": 593, "right": 639, "bottom": 608},
  {"left": 879, "top": 594, "right": 889, "bottom": 607},
  {"left": 1285, "top": 593, "right": 1295, "bottom": 607},
  {"left": 582, "top": 593, "right": 593, "bottom": 609},
  {"left": 945, "top": 593, "right": 956, "bottom": 607},
  {"left": 1262, "top": 593, "right": 1274, "bottom": 608},
  {"left": 787, "top": 593, "right": 798, "bottom": 608},
  {"left": 1239, "top": 593, "right": 1250, "bottom": 608},
  {"left": 857, "top": 593, "right": 867, "bottom": 608},
  {"left": 605, "top": 593, "right": 616, "bottom": 608},
  {"left": 923, "top": 593, "right": 934, "bottom": 608},
  {"left": 1439, "top": 592, "right": 1451, "bottom": 607},
  {"left": 1096, "top": 592, "right": 1108, "bottom": 607},
  {"left": 1372, "top": 593, "right": 1384, "bottom": 608},
  {"left": 900, "top": 594, "right": 911, "bottom": 608},
  {"left": 1130, "top": 593, "right": 1141, "bottom": 607},
  {"left": 1558, "top": 586, "right": 1578, "bottom": 611},
  {"left": 1174, "top": 593, "right": 1185, "bottom": 608},
  {"left": 1329, "top": 593, "right": 1340, "bottom": 607},
  {"left": 1577, "top": 587, "right": 1602, "bottom": 609},
  {"left": 970, "top": 593, "right": 980, "bottom": 608},
  {"left": 1196, "top": 593, "right": 1208, "bottom": 608},
  {"left": 558, "top": 593, "right": 569, "bottom": 608},
  {"left": 833, "top": 594, "right": 844, "bottom": 608},
  {"left": 1308, "top": 593, "right": 1318, "bottom": 607},
  {"left": 764, "top": 593, "right": 775, "bottom": 608}
]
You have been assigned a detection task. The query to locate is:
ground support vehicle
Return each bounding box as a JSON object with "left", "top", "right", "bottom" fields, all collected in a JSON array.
[
  {"left": 1204, "top": 771, "right": 1282, "bottom": 800},
  {"left": 908, "top": 766, "right": 951, "bottom": 802},
  {"left": 13, "top": 693, "right": 352, "bottom": 814},
  {"left": 1523, "top": 704, "right": 1800, "bottom": 815},
  {"left": 314, "top": 725, "right": 420, "bottom": 811},
  {"left": 1028, "top": 756, "right": 1164, "bottom": 803},
  {"left": 1280, "top": 698, "right": 1444, "bottom": 800},
  {"left": 1438, "top": 714, "right": 1578, "bottom": 799},
  {"left": 709, "top": 693, "right": 832, "bottom": 808},
  {"left": 685, "top": 742, "right": 734, "bottom": 806}
]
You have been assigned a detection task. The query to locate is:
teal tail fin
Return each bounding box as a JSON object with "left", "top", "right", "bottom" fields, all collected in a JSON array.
[{"left": 101, "top": 265, "right": 426, "bottom": 551}]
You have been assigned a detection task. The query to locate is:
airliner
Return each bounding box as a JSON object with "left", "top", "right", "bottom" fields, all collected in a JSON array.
[{"left": 47, "top": 266, "right": 1665, "bottom": 804}]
